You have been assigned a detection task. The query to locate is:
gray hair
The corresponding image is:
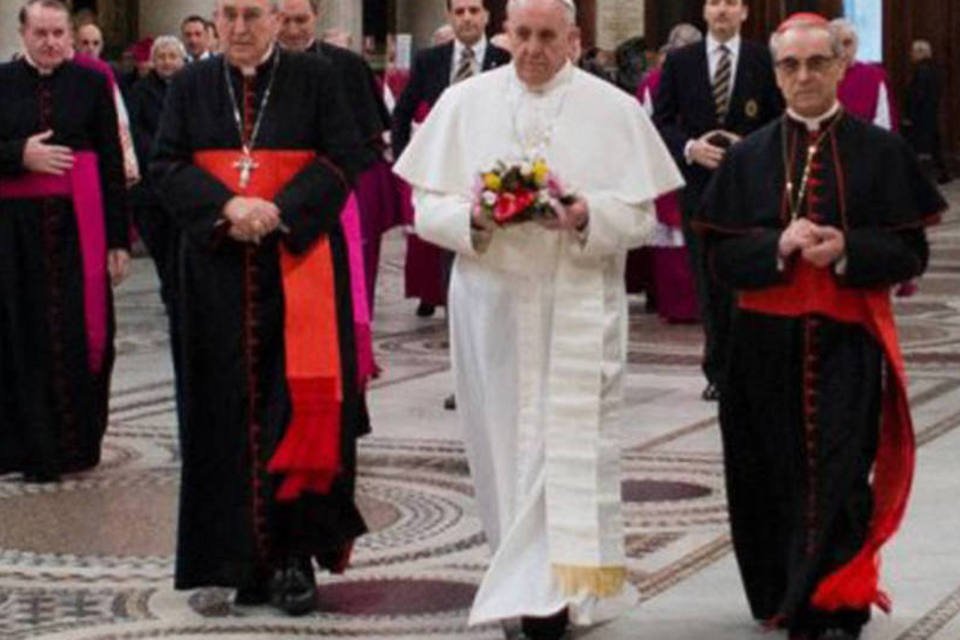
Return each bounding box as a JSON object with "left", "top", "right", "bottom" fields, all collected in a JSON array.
[
  {"left": 151, "top": 35, "right": 187, "bottom": 60},
  {"left": 769, "top": 16, "right": 844, "bottom": 60},
  {"left": 828, "top": 17, "right": 857, "bottom": 43},
  {"left": 506, "top": 0, "right": 577, "bottom": 24},
  {"left": 667, "top": 22, "right": 702, "bottom": 50},
  {"left": 912, "top": 39, "right": 932, "bottom": 59}
]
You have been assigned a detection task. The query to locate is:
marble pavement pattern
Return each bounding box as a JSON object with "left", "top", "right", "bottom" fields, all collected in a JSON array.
[{"left": 1, "top": 183, "right": 959, "bottom": 639}]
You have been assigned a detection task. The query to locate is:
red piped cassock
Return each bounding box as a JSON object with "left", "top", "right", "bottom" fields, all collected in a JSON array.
[
  {"left": 694, "top": 110, "right": 944, "bottom": 636},
  {"left": 151, "top": 49, "right": 368, "bottom": 590}
]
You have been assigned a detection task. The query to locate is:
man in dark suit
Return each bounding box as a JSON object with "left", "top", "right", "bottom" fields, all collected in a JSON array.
[
  {"left": 392, "top": 0, "right": 510, "bottom": 315},
  {"left": 392, "top": 0, "right": 510, "bottom": 411},
  {"left": 654, "top": 0, "right": 783, "bottom": 401}
]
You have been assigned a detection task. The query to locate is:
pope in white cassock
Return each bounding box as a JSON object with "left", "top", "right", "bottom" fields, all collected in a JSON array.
[{"left": 394, "top": 0, "right": 684, "bottom": 637}]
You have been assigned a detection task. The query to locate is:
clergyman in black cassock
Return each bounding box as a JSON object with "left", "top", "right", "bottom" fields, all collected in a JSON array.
[
  {"left": 695, "top": 14, "right": 945, "bottom": 640},
  {"left": 0, "top": 0, "right": 129, "bottom": 483},
  {"left": 151, "top": 0, "right": 367, "bottom": 616}
]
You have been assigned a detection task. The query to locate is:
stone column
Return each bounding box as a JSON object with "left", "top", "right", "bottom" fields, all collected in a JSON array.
[
  {"left": 320, "top": 0, "right": 363, "bottom": 52},
  {"left": 0, "top": 0, "right": 23, "bottom": 62},
  {"left": 139, "top": 0, "right": 215, "bottom": 40},
  {"left": 595, "top": 0, "right": 645, "bottom": 50},
  {"left": 394, "top": 0, "right": 446, "bottom": 50}
]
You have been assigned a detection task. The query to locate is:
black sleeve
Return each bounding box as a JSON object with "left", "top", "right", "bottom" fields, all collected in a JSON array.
[
  {"left": 841, "top": 228, "right": 928, "bottom": 288},
  {"left": 128, "top": 84, "right": 151, "bottom": 172},
  {"left": 710, "top": 229, "right": 788, "bottom": 290},
  {"left": 0, "top": 138, "right": 27, "bottom": 176},
  {"left": 150, "top": 72, "right": 235, "bottom": 247},
  {"left": 275, "top": 59, "right": 362, "bottom": 254},
  {"left": 92, "top": 75, "right": 130, "bottom": 250},
  {"left": 391, "top": 53, "right": 426, "bottom": 159},
  {"left": 652, "top": 51, "right": 690, "bottom": 166}
]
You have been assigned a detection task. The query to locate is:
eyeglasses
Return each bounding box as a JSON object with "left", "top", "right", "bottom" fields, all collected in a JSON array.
[{"left": 775, "top": 55, "right": 837, "bottom": 75}]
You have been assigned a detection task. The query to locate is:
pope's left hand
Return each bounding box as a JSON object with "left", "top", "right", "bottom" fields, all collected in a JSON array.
[
  {"left": 802, "top": 225, "right": 845, "bottom": 268},
  {"left": 539, "top": 195, "right": 589, "bottom": 232},
  {"left": 108, "top": 249, "right": 131, "bottom": 286}
]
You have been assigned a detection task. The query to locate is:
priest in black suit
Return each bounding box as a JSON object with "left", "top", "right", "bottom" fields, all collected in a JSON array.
[
  {"left": 392, "top": 0, "right": 511, "bottom": 320},
  {"left": 654, "top": 0, "right": 783, "bottom": 401}
]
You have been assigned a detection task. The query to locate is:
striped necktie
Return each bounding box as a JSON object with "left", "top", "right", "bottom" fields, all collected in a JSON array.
[
  {"left": 713, "top": 44, "right": 732, "bottom": 122},
  {"left": 453, "top": 46, "right": 476, "bottom": 84}
]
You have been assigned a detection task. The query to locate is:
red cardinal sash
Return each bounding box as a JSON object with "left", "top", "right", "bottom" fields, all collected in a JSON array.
[
  {"left": 740, "top": 261, "right": 913, "bottom": 614},
  {"left": 194, "top": 149, "right": 343, "bottom": 501}
]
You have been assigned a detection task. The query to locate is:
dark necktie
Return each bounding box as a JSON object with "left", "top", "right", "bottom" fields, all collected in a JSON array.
[
  {"left": 453, "top": 46, "right": 476, "bottom": 84},
  {"left": 713, "top": 44, "right": 732, "bottom": 122}
]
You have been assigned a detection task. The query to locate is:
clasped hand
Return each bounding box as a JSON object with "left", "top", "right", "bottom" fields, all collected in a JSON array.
[
  {"left": 222, "top": 196, "right": 281, "bottom": 243},
  {"left": 778, "top": 218, "right": 845, "bottom": 268},
  {"left": 538, "top": 195, "right": 589, "bottom": 232}
]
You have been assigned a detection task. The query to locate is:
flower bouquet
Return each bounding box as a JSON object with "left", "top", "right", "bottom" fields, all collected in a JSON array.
[{"left": 473, "top": 159, "right": 572, "bottom": 225}]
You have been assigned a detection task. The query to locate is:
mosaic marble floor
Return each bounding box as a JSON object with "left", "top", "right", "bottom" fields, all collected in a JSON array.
[{"left": 2, "top": 182, "right": 960, "bottom": 639}]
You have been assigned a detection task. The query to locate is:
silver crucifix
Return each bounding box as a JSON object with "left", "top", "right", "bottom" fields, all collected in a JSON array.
[{"left": 233, "top": 153, "right": 259, "bottom": 189}]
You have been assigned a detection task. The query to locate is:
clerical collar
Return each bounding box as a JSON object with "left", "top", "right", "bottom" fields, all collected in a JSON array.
[
  {"left": 21, "top": 50, "right": 61, "bottom": 76},
  {"left": 515, "top": 59, "right": 574, "bottom": 95},
  {"left": 232, "top": 44, "right": 277, "bottom": 77},
  {"left": 786, "top": 102, "right": 842, "bottom": 132}
]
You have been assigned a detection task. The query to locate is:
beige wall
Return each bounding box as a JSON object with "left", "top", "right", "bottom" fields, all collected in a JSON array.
[
  {"left": 596, "top": 0, "right": 645, "bottom": 50},
  {"left": 0, "top": 0, "right": 23, "bottom": 62},
  {"left": 395, "top": 0, "right": 447, "bottom": 51}
]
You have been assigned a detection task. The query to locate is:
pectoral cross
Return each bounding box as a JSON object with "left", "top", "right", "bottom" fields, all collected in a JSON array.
[{"left": 233, "top": 152, "right": 259, "bottom": 189}]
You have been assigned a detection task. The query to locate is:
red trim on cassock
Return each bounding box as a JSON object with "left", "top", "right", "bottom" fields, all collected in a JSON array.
[
  {"left": 740, "top": 262, "right": 913, "bottom": 614},
  {"left": 194, "top": 149, "right": 345, "bottom": 502}
]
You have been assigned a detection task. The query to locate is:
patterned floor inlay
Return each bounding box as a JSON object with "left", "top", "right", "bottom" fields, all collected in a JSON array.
[{"left": 2, "top": 182, "right": 960, "bottom": 639}]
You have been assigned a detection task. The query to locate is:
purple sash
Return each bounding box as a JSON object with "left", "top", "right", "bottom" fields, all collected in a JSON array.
[{"left": 0, "top": 151, "right": 108, "bottom": 373}]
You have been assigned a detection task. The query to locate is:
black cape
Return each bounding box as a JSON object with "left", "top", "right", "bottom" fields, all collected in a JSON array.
[
  {"left": 695, "top": 113, "right": 944, "bottom": 634},
  {"left": 0, "top": 59, "right": 127, "bottom": 478},
  {"left": 151, "top": 49, "right": 369, "bottom": 590}
]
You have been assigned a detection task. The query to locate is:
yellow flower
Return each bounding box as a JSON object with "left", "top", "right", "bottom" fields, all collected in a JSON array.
[
  {"left": 532, "top": 160, "right": 549, "bottom": 186},
  {"left": 483, "top": 172, "right": 502, "bottom": 191}
]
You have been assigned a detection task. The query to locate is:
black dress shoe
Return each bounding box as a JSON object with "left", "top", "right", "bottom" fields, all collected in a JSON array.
[
  {"left": 271, "top": 556, "right": 317, "bottom": 616},
  {"left": 416, "top": 302, "right": 436, "bottom": 317},
  {"left": 521, "top": 608, "right": 569, "bottom": 640},
  {"left": 443, "top": 393, "right": 456, "bottom": 410},
  {"left": 234, "top": 581, "right": 270, "bottom": 606},
  {"left": 22, "top": 471, "right": 60, "bottom": 483},
  {"left": 701, "top": 382, "right": 720, "bottom": 401}
]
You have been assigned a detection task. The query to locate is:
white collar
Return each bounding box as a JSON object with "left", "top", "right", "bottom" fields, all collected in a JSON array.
[
  {"left": 515, "top": 59, "right": 574, "bottom": 95},
  {"left": 236, "top": 44, "right": 275, "bottom": 77},
  {"left": 454, "top": 35, "right": 486, "bottom": 60},
  {"left": 787, "top": 102, "right": 842, "bottom": 132},
  {"left": 707, "top": 33, "right": 741, "bottom": 56},
  {"left": 22, "top": 50, "right": 61, "bottom": 76}
]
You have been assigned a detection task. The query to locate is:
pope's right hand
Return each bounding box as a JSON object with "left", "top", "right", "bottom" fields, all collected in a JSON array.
[{"left": 22, "top": 130, "right": 74, "bottom": 176}]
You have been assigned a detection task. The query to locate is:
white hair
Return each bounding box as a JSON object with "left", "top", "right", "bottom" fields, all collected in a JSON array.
[
  {"left": 828, "top": 17, "right": 857, "bottom": 42},
  {"left": 912, "top": 39, "right": 932, "bottom": 58},
  {"left": 151, "top": 35, "right": 187, "bottom": 60},
  {"left": 769, "top": 17, "right": 844, "bottom": 59},
  {"left": 506, "top": 0, "right": 577, "bottom": 24}
]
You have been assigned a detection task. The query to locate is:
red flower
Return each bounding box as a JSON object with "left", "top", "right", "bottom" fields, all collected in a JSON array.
[{"left": 494, "top": 189, "right": 536, "bottom": 223}]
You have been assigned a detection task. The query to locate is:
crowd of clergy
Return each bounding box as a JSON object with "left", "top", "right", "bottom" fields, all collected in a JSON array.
[{"left": 0, "top": 0, "right": 949, "bottom": 638}]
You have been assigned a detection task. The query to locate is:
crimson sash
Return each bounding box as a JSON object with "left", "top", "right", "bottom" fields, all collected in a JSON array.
[
  {"left": 740, "top": 261, "right": 913, "bottom": 613},
  {"left": 0, "top": 151, "right": 108, "bottom": 374},
  {"left": 194, "top": 149, "right": 343, "bottom": 501}
]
